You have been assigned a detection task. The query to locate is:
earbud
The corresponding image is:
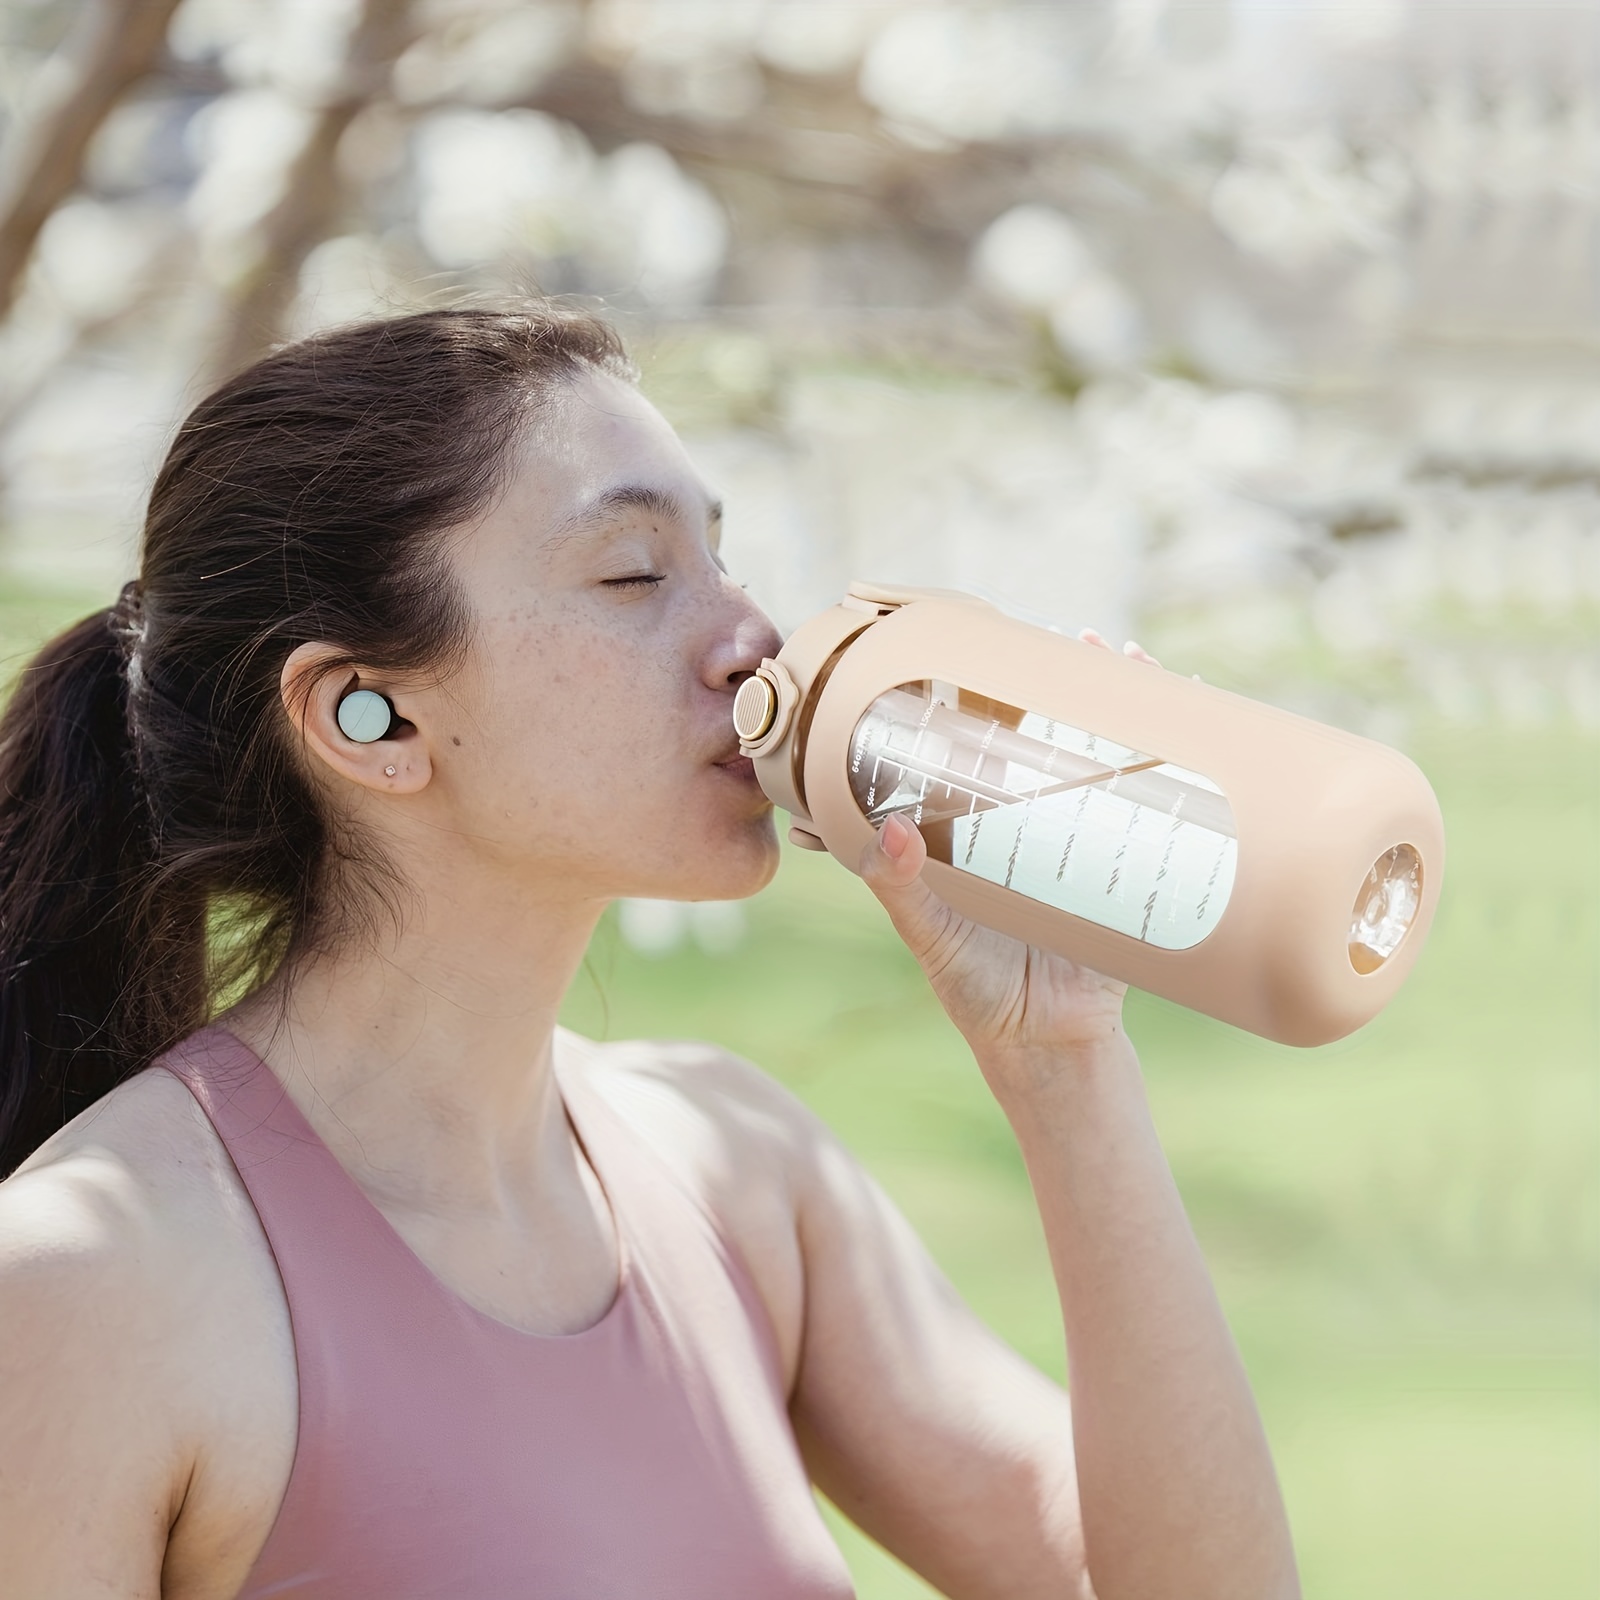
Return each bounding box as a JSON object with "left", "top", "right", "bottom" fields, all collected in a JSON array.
[{"left": 337, "top": 687, "right": 398, "bottom": 744}]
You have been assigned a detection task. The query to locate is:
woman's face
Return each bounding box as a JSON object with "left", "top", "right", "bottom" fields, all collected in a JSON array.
[{"left": 426, "top": 369, "right": 784, "bottom": 906}]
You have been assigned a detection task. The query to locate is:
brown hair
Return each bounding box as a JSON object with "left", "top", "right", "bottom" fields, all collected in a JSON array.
[{"left": 0, "top": 305, "right": 633, "bottom": 1177}]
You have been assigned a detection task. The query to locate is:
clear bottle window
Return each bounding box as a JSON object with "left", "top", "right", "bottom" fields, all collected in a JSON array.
[
  {"left": 1348, "top": 844, "right": 1422, "bottom": 973},
  {"left": 848, "top": 681, "right": 1238, "bottom": 950}
]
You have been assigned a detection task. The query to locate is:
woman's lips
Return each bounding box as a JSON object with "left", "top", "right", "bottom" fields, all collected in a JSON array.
[{"left": 715, "top": 753, "right": 757, "bottom": 782}]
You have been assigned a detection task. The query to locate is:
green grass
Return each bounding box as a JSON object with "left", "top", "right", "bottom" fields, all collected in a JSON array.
[
  {"left": 565, "top": 730, "right": 1600, "bottom": 1599},
  {"left": 2, "top": 580, "right": 1595, "bottom": 1598}
]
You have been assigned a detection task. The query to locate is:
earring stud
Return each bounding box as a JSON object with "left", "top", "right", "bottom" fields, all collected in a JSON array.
[{"left": 384, "top": 765, "right": 397, "bottom": 777}]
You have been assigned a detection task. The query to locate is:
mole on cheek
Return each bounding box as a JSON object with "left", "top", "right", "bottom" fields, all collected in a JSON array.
[{"left": 452, "top": 736, "right": 462, "bottom": 746}]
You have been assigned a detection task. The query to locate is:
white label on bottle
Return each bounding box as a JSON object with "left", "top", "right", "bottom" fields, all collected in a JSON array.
[
  {"left": 849, "top": 686, "right": 1239, "bottom": 951},
  {"left": 950, "top": 791, "right": 1236, "bottom": 947}
]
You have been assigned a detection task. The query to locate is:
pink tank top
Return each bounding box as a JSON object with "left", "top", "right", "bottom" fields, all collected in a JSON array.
[{"left": 158, "top": 1026, "right": 857, "bottom": 1600}]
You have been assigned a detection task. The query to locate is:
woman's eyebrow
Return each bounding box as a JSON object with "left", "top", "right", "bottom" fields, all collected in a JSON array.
[{"left": 552, "top": 484, "right": 722, "bottom": 546}]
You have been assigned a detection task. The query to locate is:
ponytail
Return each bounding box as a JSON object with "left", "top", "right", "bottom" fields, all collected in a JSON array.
[
  {"left": 0, "top": 600, "right": 203, "bottom": 1176},
  {"left": 0, "top": 303, "right": 634, "bottom": 1179}
]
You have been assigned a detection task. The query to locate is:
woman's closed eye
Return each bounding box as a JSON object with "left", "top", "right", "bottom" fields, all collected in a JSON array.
[{"left": 601, "top": 573, "right": 666, "bottom": 592}]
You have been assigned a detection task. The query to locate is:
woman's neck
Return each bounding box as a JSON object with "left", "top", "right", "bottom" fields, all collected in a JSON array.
[{"left": 224, "top": 886, "right": 606, "bottom": 1216}]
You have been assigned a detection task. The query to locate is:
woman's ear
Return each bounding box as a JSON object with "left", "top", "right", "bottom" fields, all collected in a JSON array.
[{"left": 280, "top": 642, "right": 433, "bottom": 796}]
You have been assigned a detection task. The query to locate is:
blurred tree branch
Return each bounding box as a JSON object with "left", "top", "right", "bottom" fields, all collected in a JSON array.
[
  {"left": 0, "top": 0, "right": 1384, "bottom": 419},
  {"left": 478, "top": 58, "right": 1182, "bottom": 307},
  {"left": 522, "top": 59, "right": 1027, "bottom": 227},
  {"left": 207, "top": 0, "right": 417, "bottom": 382},
  {"left": 0, "top": 230, "right": 193, "bottom": 443},
  {"left": 0, "top": 0, "right": 185, "bottom": 321},
  {"left": 0, "top": 0, "right": 1179, "bottom": 386}
]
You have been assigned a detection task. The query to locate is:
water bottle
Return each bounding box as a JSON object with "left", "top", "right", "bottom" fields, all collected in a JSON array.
[{"left": 732, "top": 582, "right": 1444, "bottom": 1046}]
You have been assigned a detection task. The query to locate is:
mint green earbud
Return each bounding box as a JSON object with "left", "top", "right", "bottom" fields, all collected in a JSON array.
[{"left": 336, "top": 688, "right": 395, "bottom": 743}]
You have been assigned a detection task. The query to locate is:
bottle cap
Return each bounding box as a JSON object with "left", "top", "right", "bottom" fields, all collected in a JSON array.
[
  {"left": 734, "top": 660, "right": 802, "bottom": 757},
  {"left": 733, "top": 675, "right": 777, "bottom": 742}
]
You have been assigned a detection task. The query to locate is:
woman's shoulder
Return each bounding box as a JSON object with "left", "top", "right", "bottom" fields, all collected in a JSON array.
[
  {"left": 2, "top": 1062, "right": 245, "bottom": 1261},
  {"left": 0, "top": 1063, "right": 299, "bottom": 1597},
  {"left": 556, "top": 1028, "right": 856, "bottom": 1223},
  {"left": 0, "top": 1058, "right": 297, "bottom": 1395},
  {"left": 561, "top": 1029, "right": 822, "bottom": 1155},
  {"left": 0, "top": 1062, "right": 290, "bottom": 1396},
  {"left": 2, "top": 1065, "right": 228, "bottom": 1281},
  {"left": 0, "top": 1073, "right": 204, "bottom": 1440}
]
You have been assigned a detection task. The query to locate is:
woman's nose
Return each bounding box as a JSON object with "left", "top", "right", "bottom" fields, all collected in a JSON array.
[{"left": 704, "top": 591, "right": 783, "bottom": 691}]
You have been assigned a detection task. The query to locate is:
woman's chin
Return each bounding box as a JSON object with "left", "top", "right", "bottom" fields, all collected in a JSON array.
[
  {"left": 713, "top": 816, "right": 782, "bottom": 899},
  {"left": 653, "top": 814, "right": 781, "bottom": 903}
]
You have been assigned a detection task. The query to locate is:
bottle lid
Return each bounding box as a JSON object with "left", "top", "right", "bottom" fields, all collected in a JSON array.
[{"left": 733, "top": 675, "right": 778, "bottom": 742}]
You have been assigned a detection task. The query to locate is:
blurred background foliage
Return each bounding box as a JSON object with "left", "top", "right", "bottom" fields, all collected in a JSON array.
[{"left": 0, "top": 1, "right": 1595, "bottom": 1596}]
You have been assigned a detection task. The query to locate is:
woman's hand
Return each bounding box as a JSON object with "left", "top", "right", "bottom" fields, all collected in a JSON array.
[
  {"left": 857, "top": 629, "right": 1163, "bottom": 1083},
  {"left": 856, "top": 629, "right": 1300, "bottom": 1600}
]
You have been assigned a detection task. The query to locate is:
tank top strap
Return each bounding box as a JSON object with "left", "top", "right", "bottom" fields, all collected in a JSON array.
[
  {"left": 160, "top": 1023, "right": 784, "bottom": 1391},
  {"left": 162, "top": 1025, "right": 781, "bottom": 1383},
  {"left": 159, "top": 1023, "right": 353, "bottom": 1197},
  {"left": 552, "top": 1036, "right": 790, "bottom": 1397},
  {"left": 154, "top": 1024, "right": 463, "bottom": 1321},
  {"left": 551, "top": 1034, "right": 751, "bottom": 1264}
]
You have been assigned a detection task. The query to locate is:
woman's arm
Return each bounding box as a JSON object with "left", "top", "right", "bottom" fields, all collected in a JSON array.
[
  {"left": 0, "top": 1158, "right": 185, "bottom": 1600},
  {"left": 815, "top": 809, "right": 1299, "bottom": 1600},
  {"left": 991, "top": 1023, "right": 1294, "bottom": 1600}
]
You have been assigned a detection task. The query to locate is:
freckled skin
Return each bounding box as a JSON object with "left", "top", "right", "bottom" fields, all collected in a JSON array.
[{"left": 419, "top": 371, "right": 784, "bottom": 908}]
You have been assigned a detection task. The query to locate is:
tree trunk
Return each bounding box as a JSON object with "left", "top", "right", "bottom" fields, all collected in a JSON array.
[{"left": 0, "top": 0, "right": 185, "bottom": 321}]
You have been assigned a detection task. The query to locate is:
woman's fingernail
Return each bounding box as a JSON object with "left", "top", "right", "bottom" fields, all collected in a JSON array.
[
  {"left": 1123, "top": 639, "right": 1141, "bottom": 655},
  {"left": 881, "top": 814, "right": 910, "bottom": 860}
]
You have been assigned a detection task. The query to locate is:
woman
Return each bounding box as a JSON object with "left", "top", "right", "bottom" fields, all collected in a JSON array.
[{"left": 0, "top": 306, "right": 1298, "bottom": 1599}]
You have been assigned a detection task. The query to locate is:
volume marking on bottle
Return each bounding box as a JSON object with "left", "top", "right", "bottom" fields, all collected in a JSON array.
[{"left": 849, "top": 681, "right": 1240, "bottom": 952}]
